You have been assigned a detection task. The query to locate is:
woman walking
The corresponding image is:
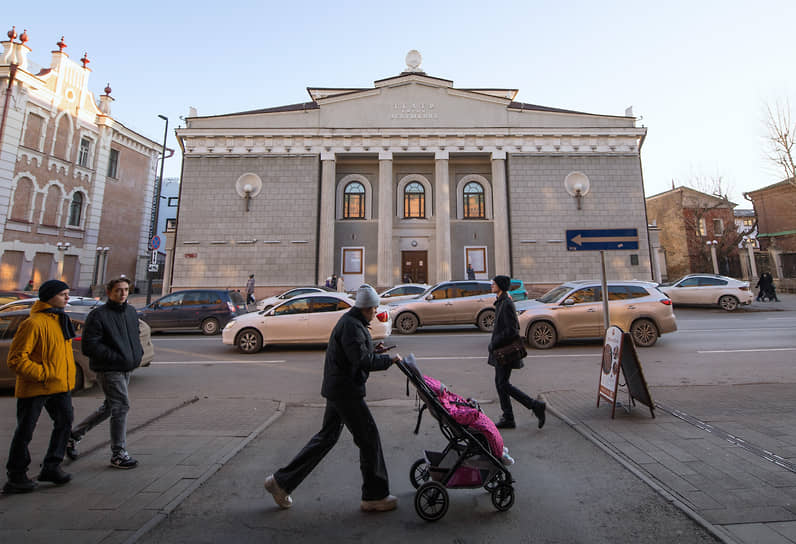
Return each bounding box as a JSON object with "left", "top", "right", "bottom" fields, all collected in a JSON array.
[{"left": 488, "top": 275, "right": 546, "bottom": 429}]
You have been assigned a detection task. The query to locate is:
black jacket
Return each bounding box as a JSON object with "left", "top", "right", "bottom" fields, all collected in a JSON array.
[
  {"left": 488, "top": 292, "right": 524, "bottom": 369},
  {"left": 82, "top": 301, "right": 144, "bottom": 372},
  {"left": 321, "top": 307, "right": 392, "bottom": 399}
]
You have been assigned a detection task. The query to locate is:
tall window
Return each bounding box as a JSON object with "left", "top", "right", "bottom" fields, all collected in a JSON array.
[
  {"left": 68, "top": 192, "right": 83, "bottom": 226},
  {"left": 107, "top": 148, "right": 119, "bottom": 178},
  {"left": 712, "top": 218, "right": 724, "bottom": 236},
  {"left": 343, "top": 182, "right": 365, "bottom": 219},
  {"left": 697, "top": 217, "right": 707, "bottom": 237},
  {"left": 463, "top": 181, "right": 485, "bottom": 218},
  {"left": 78, "top": 138, "right": 91, "bottom": 167},
  {"left": 404, "top": 182, "right": 425, "bottom": 218}
]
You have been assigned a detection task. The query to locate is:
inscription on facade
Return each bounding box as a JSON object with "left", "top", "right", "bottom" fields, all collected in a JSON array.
[{"left": 391, "top": 103, "right": 438, "bottom": 120}]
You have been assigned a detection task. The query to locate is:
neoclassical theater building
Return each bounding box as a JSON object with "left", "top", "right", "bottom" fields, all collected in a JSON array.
[{"left": 171, "top": 52, "right": 651, "bottom": 294}]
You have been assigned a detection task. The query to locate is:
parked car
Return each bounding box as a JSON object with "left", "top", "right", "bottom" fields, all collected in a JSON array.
[
  {"left": 0, "top": 308, "right": 153, "bottom": 391},
  {"left": 508, "top": 279, "right": 529, "bottom": 302},
  {"left": 255, "top": 286, "right": 333, "bottom": 312},
  {"left": 0, "top": 290, "right": 36, "bottom": 306},
  {"left": 138, "top": 289, "right": 245, "bottom": 335},
  {"left": 516, "top": 280, "right": 677, "bottom": 349},
  {"left": 387, "top": 280, "right": 496, "bottom": 334},
  {"left": 378, "top": 283, "right": 429, "bottom": 303},
  {"left": 657, "top": 274, "right": 753, "bottom": 311},
  {"left": 223, "top": 293, "right": 391, "bottom": 353},
  {"left": 0, "top": 296, "right": 101, "bottom": 313}
]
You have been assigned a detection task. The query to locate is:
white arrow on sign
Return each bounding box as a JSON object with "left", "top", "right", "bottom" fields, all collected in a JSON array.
[{"left": 570, "top": 234, "right": 638, "bottom": 246}]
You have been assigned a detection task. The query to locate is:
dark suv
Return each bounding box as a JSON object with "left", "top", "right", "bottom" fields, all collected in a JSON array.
[{"left": 138, "top": 289, "right": 245, "bottom": 335}]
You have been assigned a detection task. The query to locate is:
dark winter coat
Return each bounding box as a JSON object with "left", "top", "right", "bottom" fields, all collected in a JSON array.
[
  {"left": 487, "top": 292, "right": 524, "bottom": 369},
  {"left": 82, "top": 300, "right": 144, "bottom": 372},
  {"left": 321, "top": 307, "right": 392, "bottom": 399}
]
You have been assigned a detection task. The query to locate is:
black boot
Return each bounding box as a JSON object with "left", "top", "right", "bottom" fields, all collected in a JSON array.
[
  {"left": 38, "top": 465, "right": 72, "bottom": 485},
  {"left": 3, "top": 473, "right": 38, "bottom": 494},
  {"left": 495, "top": 416, "right": 516, "bottom": 429},
  {"left": 532, "top": 401, "right": 546, "bottom": 429}
]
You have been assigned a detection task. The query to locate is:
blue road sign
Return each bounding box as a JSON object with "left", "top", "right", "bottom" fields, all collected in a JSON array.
[
  {"left": 150, "top": 235, "right": 161, "bottom": 251},
  {"left": 566, "top": 228, "right": 639, "bottom": 251}
]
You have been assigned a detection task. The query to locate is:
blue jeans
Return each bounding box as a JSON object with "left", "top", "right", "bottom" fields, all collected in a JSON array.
[
  {"left": 72, "top": 371, "right": 131, "bottom": 456},
  {"left": 6, "top": 391, "right": 73, "bottom": 476}
]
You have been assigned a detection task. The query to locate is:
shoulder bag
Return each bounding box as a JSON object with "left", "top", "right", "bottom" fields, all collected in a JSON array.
[{"left": 493, "top": 336, "right": 527, "bottom": 366}]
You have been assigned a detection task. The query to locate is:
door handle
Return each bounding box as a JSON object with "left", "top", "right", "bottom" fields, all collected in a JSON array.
[
  {"left": 628, "top": 305, "right": 636, "bottom": 309},
  {"left": 587, "top": 308, "right": 596, "bottom": 312}
]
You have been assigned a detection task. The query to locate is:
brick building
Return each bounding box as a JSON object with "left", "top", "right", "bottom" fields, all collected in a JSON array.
[
  {"left": 744, "top": 179, "right": 796, "bottom": 287},
  {"left": 172, "top": 51, "right": 652, "bottom": 296},
  {"left": 646, "top": 186, "right": 742, "bottom": 279},
  {"left": 0, "top": 28, "right": 163, "bottom": 294}
]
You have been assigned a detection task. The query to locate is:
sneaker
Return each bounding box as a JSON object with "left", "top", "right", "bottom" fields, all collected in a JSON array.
[
  {"left": 2, "top": 474, "right": 37, "bottom": 494},
  {"left": 532, "top": 401, "right": 546, "bottom": 429},
  {"left": 495, "top": 417, "right": 516, "bottom": 429},
  {"left": 361, "top": 494, "right": 398, "bottom": 512},
  {"left": 66, "top": 436, "right": 79, "bottom": 460},
  {"left": 264, "top": 474, "right": 293, "bottom": 509},
  {"left": 37, "top": 466, "right": 72, "bottom": 485},
  {"left": 110, "top": 453, "right": 138, "bottom": 469}
]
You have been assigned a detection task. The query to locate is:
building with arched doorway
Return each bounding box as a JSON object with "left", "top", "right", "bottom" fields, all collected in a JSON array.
[{"left": 171, "top": 52, "right": 651, "bottom": 296}]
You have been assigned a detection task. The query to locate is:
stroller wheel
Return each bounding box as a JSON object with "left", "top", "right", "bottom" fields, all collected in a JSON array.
[
  {"left": 491, "top": 483, "right": 515, "bottom": 512},
  {"left": 484, "top": 470, "right": 507, "bottom": 492},
  {"left": 415, "top": 481, "right": 449, "bottom": 522},
  {"left": 410, "top": 458, "right": 431, "bottom": 489}
]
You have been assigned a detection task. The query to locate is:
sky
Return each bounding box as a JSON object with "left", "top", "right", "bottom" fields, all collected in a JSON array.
[{"left": 5, "top": 0, "right": 795, "bottom": 206}]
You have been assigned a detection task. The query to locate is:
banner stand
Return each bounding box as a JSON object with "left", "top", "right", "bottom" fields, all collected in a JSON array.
[{"left": 597, "top": 326, "right": 655, "bottom": 419}]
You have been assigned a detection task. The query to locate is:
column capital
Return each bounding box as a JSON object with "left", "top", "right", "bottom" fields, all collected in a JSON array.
[
  {"left": 491, "top": 150, "right": 507, "bottom": 161},
  {"left": 320, "top": 151, "right": 336, "bottom": 161},
  {"left": 378, "top": 150, "right": 393, "bottom": 161},
  {"left": 434, "top": 150, "right": 449, "bottom": 160}
]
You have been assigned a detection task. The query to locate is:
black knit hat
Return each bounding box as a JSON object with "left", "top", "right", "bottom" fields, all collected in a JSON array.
[
  {"left": 492, "top": 275, "right": 511, "bottom": 292},
  {"left": 38, "top": 279, "right": 70, "bottom": 303}
]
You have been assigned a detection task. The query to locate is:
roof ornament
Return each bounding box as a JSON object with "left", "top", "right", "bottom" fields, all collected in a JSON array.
[
  {"left": 57, "top": 36, "right": 66, "bottom": 51},
  {"left": 104, "top": 83, "right": 112, "bottom": 95},
  {"left": 7, "top": 26, "right": 17, "bottom": 41},
  {"left": 81, "top": 52, "right": 90, "bottom": 68},
  {"left": 405, "top": 49, "right": 423, "bottom": 73},
  {"left": 19, "top": 29, "right": 28, "bottom": 44}
]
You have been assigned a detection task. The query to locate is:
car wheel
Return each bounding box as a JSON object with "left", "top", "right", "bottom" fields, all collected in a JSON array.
[
  {"left": 395, "top": 312, "right": 419, "bottom": 334},
  {"left": 527, "top": 321, "right": 556, "bottom": 349},
  {"left": 630, "top": 318, "right": 658, "bottom": 347},
  {"left": 236, "top": 328, "right": 263, "bottom": 354},
  {"left": 477, "top": 309, "right": 495, "bottom": 332},
  {"left": 719, "top": 295, "right": 739, "bottom": 311},
  {"left": 201, "top": 317, "right": 220, "bottom": 335}
]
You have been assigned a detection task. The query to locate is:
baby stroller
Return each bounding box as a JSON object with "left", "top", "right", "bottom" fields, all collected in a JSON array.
[{"left": 395, "top": 356, "right": 515, "bottom": 521}]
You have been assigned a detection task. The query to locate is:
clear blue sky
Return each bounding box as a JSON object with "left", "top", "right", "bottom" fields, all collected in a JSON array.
[{"left": 6, "top": 0, "right": 795, "bottom": 205}]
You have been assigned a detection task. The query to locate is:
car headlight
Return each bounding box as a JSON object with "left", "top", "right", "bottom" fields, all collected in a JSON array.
[{"left": 223, "top": 321, "right": 236, "bottom": 330}]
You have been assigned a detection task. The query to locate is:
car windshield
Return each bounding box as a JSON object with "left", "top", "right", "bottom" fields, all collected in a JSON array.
[
  {"left": 228, "top": 291, "right": 245, "bottom": 304},
  {"left": 537, "top": 285, "right": 572, "bottom": 304}
]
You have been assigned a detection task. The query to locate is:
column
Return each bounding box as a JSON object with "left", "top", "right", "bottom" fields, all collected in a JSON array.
[
  {"left": 746, "top": 241, "right": 758, "bottom": 279},
  {"left": 434, "top": 151, "right": 452, "bottom": 282},
  {"left": 377, "top": 151, "right": 393, "bottom": 288},
  {"left": 317, "top": 153, "right": 336, "bottom": 283},
  {"left": 491, "top": 151, "right": 510, "bottom": 274}
]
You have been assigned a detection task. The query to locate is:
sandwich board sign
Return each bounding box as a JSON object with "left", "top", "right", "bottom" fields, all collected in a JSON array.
[{"left": 597, "top": 326, "right": 655, "bottom": 419}]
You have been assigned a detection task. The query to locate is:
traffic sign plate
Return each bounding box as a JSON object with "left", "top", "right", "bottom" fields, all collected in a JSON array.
[
  {"left": 150, "top": 235, "right": 161, "bottom": 250},
  {"left": 566, "top": 228, "right": 639, "bottom": 251},
  {"left": 148, "top": 264, "right": 159, "bottom": 272}
]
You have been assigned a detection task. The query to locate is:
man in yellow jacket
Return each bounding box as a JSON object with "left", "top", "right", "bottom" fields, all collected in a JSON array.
[{"left": 3, "top": 280, "right": 76, "bottom": 494}]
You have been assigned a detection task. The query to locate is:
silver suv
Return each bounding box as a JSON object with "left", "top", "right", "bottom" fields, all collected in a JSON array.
[
  {"left": 516, "top": 280, "right": 677, "bottom": 348},
  {"left": 388, "top": 281, "right": 496, "bottom": 334}
]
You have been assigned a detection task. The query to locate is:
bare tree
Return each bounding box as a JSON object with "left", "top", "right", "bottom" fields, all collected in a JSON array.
[{"left": 765, "top": 100, "right": 796, "bottom": 186}]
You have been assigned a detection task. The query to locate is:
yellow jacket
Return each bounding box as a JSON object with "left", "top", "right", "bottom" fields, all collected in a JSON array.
[{"left": 7, "top": 300, "right": 75, "bottom": 398}]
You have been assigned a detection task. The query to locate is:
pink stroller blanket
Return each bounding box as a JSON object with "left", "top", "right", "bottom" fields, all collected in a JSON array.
[{"left": 422, "top": 376, "right": 504, "bottom": 458}]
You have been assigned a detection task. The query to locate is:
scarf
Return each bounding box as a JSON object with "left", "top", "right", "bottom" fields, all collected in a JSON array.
[{"left": 41, "top": 307, "right": 77, "bottom": 341}]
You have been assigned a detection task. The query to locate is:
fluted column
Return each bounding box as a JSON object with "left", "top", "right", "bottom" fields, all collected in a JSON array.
[
  {"left": 435, "top": 151, "right": 452, "bottom": 282},
  {"left": 491, "top": 151, "right": 510, "bottom": 274},
  {"left": 317, "top": 153, "right": 336, "bottom": 282},
  {"left": 377, "top": 151, "right": 394, "bottom": 287}
]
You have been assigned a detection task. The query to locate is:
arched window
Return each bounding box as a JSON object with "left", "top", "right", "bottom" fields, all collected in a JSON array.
[
  {"left": 404, "top": 182, "right": 425, "bottom": 218},
  {"left": 463, "top": 181, "right": 485, "bottom": 219},
  {"left": 10, "top": 177, "right": 34, "bottom": 222},
  {"left": 343, "top": 182, "right": 365, "bottom": 219},
  {"left": 68, "top": 192, "right": 83, "bottom": 226}
]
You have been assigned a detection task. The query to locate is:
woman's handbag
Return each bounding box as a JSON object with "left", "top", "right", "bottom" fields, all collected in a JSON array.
[{"left": 493, "top": 336, "right": 528, "bottom": 366}]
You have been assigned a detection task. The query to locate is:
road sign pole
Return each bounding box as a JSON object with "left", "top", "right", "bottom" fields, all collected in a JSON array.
[{"left": 600, "top": 250, "right": 609, "bottom": 333}]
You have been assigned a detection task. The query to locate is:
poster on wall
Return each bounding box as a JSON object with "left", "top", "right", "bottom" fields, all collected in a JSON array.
[
  {"left": 343, "top": 249, "right": 363, "bottom": 275},
  {"left": 465, "top": 247, "right": 486, "bottom": 274}
]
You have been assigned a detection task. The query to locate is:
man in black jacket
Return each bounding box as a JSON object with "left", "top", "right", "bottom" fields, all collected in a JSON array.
[
  {"left": 265, "top": 284, "right": 402, "bottom": 512},
  {"left": 67, "top": 277, "right": 143, "bottom": 469}
]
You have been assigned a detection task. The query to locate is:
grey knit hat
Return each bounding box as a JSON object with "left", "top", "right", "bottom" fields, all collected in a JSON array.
[{"left": 354, "top": 284, "right": 380, "bottom": 308}]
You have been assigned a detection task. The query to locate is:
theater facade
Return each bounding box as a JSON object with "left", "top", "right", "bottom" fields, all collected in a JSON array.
[{"left": 171, "top": 52, "right": 651, "bottom": 294}]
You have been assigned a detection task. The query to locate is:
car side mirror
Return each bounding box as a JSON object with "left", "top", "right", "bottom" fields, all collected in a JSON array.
[
  {"left": 562, "top": 298, "right": 575, "bottom": 306},
  {"left": 425, "top": 294, "right": 433, "bottom": 300}
]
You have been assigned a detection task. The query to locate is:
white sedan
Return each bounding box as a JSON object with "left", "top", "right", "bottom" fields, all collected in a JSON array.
[
  {"left": 658, "top": 274, "right": 753, "bottom": 311},
  {"left": 255, "top": 287, "right": 332, "bottom": 311},
  {"left": 223, "top": 293, "right": 392, "bottom": 353}
]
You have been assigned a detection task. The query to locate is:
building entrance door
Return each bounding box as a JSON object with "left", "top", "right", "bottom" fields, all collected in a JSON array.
[{"left": 401, "top": 251, "right": 427, "bottom": 284}]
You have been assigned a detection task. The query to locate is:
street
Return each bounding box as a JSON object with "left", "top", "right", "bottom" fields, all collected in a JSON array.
[{"left": 1, "top": 300, "right": 795, "bottom": 543}]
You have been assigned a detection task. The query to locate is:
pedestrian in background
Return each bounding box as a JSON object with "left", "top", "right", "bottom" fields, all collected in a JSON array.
[
  {"left": 330, "top": 274, "right": 338, "bottom": 290},
  {"left": 756, "top": 272, "right": 779, "bottom": 302},
  {"left": 488, "top": 275, "right": 546, "bottom": 430},
  {"left": 467, "top": 264, "right": 476, "bottom": 280},
  {"left": 246, "top": 274, "right": 256, "bottom": 305},
  {"left": 67, "top": 277, "right": 143, "bottom": 469},
  {"left": 265, "top": 284, "right": 402, "bottom": 512},
  {"left": 336, "top": 274, "right": 345, "bottom": 293},
  {"left": 3, "top": 280, "right": 76, "bottom": 494},
  {"left": 24, "top": 279, "right": 34, "bottom": 291}
]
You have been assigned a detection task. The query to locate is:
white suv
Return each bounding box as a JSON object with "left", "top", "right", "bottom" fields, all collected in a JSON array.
[{"left": 658, "top": 274, "right": 753, "bottom": 311}]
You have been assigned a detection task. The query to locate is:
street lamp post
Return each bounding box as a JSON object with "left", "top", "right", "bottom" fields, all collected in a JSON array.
[
  {"left": 146, "top": 115, "right": 168, "bottom": 305},
  {"left": 55, "top": 241, "right": 71, "bottom": 281},
  {"left": 706, "top": 240, "right": 719, "bottom": 274}
]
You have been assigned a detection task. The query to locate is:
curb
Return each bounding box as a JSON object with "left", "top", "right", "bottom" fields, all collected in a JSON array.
[
  {"left": 542, "top": 394, "right": 741, "bottom": 544},
  {"left": 122, "top": 401, "right": 286, "bottom": 544}
]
